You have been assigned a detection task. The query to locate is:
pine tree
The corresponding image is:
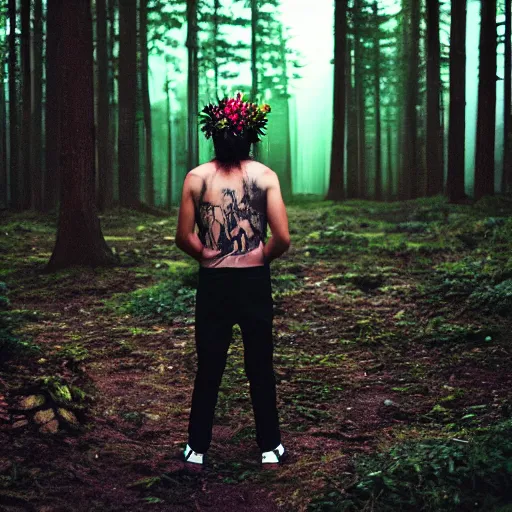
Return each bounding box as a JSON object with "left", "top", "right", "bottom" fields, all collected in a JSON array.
[
  {"left": 474, "top": 0, "right": 497, "bottom": 200},
  {"left": 447, "top": 0, "right": 466, "bottom": 202}
]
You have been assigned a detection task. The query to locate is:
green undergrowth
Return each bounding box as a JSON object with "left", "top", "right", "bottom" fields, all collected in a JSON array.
[
  {"left": 0, "top": 281, "right": 41, "bottom": 364},
  {"left": 308, "top": 418, "right": 512, "bottom": 512},
  {"left": 104, "top": 263, "right": 198, "bottom": 323},
  {"left": 423, "top": 255, "right": 512, "bottom": 314}
]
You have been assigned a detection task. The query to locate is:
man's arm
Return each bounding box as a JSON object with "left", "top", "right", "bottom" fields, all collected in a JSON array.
[
  {"left": 175, "top": 173, "right": 204, "bottom": 262},
  {"left": 263, "top": 170, "right": 291, "bottom": 264}
]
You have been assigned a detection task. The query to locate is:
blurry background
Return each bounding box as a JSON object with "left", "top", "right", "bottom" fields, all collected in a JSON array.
[{"left": 0, "top": 0, "right": 510, "bottom": 210}]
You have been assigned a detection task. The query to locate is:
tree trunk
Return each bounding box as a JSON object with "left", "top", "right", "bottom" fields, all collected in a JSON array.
[
  {"left": 186, "top": 0, "right": 199, "bottom": 171},
  {"left": 346, "top": 34, "right": 358, "bottom": 199},
  {"left": 278, "top": 23, "right": 292, "bottom": 201},
  {"left": 0, "top": 53, "right": 7, "bottom": 208},
  {"left": 118, "top": 0, "right": 139, "bottom": 207},
  {"left": 397, "top": 0, "right": 407, "bottom": 200},
  {"left": 400, "top": 0, "right": 420, "bottom": 200},
  {"left": 166, "top": 75, "right": 173, "bottom": 210},
  {"left": 8, "top": 0, "right": 21, "bottom": 210},
  {"left": 213, "top": 0, "right": 219, "bottom": 99},
  {"left": 96, "top": 0, "right": 112, "bottom": 211},
  {"left": 44, "top": 0, "right": 60, "bottom": 212},
  {"left": 354, "top": 0, "right": 366, "bottom": 198},
  {"left": 326, "top": 0, "right": 347, "bottom": 201},
  {"left": 502, "top": 0, "right": 511, "bottom": 194},
  {"left": 474, "top": 0, "right": 497, "bottom": 200},
  {"left": 440, "top": 83, "right": 446, "bottom": 193},
  {"left": 251, "top": 0, "right": 260, "bottom": 161},
  {"left": 373, "top": 0, "right": 382, "bottom": 201},
  {"left": 426, "top": 0, "right": 442, "bottom": 196},
  {"left": 140, "top": 0, "right": 154, "bottom": 206},
  {"left": 447, "top": 0, "right": 466, "bottom": 202},
  {"left": 46, "top": 0, "right": 117, "bottom": 271},
  {"left": 386, "top": 110, "right": 393, "bottom": 200},
  {"left": 108, "top": 0, "right": 117, "bottom": 205},
  {"left": 31, "top": 0, "right": 43, "bottom": 211},
  {"left": 21, "top": 0, "right": 31, "bottom": 209}
]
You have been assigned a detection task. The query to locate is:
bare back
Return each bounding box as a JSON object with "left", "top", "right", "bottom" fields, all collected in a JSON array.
[{"left": 189, "top": 160, "right": 272, "bottom": 268}]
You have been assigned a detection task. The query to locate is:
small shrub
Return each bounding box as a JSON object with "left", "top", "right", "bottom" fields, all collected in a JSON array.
[{"left": 309, "top": 418, "right": 512, "bottom": 511}]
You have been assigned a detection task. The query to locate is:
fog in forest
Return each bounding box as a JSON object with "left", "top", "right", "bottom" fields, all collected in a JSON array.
[{"left": 143, "top": 0, "right": 508, "bottom": 203}]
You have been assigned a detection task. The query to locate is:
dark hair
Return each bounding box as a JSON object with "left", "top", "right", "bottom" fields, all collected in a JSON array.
[{"left": 211, "top": 129, "right": 255, "bottom": 171}]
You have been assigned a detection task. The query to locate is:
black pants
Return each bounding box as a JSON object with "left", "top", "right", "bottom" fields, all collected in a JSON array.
[{"left": 187, "top": 263, "right": 282, "bottom": 454}]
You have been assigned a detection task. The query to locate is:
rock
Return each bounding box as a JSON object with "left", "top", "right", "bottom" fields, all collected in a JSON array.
[
  {"left": 57, "top": 408, "right": 79, "bottom": 427},
  {"left": 17, "top": 394, "right": 46, "bottom": 410},
  {"left": 383, "top": 399, "right": 397, "bottom": 407},
  {"left": 12, "top": 419, "right": 29, "bottom": 429},
  {"left": 39, "top": 419, "right": 59, "bottom": 434},
  {"left": 143, "top": 412, "right": 160, "bottom": 421},
  {"left": 34, "top": 409, "right": 56, "bottom": 425}
]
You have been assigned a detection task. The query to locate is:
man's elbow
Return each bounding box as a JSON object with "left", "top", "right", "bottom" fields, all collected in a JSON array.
[
  {"left": 279, "top": 236, "right": 291, "bottom": 251},
  {"left": 175, "top": 233, "right": 185, "bottom": 249}
]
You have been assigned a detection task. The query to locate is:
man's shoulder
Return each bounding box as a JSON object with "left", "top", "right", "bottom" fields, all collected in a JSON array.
[
  {"left": 187, "top": 162, "right": 212, "bottom": 179},
  {"left": 249, "top": 161, "right": 275, "bottom": 186}
]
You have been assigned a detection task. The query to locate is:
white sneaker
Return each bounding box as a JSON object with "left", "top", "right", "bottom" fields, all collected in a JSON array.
[
  {"left": 183, "top": 443, "right": 204, "bottom": 464},
  {"left": 261, "top": 443, "right": 285, "bottom": 464}
]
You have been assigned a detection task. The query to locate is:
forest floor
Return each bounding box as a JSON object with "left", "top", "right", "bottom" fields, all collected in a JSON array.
[{"left": 1, "top": 195, "right": 512, "bottom": 512}]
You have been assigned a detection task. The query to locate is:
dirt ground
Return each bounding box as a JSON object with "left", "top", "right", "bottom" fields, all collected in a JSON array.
[{"left": 1, "top": 196, "right": 512, "bottom": 511}]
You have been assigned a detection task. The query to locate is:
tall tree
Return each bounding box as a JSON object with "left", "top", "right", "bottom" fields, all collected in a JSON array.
[
  {"left": 45, "top": 0, "right": 60, "bottom": 212},
  {"left": 250, "top": 0, "right": 258, "bottom": 102},
  {"left": 31, "top": 0, "right": 43, "bottom": 211},
  {"left": 20, "top": 0, "right": 31, "bottom": 209},
  {"left": 447, "top": 0, "right": 466, "bottom": 202},
  {"left": 250, "top": 0, "right": 260, "bottom": 161},
  {"left": 502, "top": 0, "right": 511, "bottom": 194},
  {"left": 425, "top": 0, "right": 443, "bottom": 196},
  {"left": 96, "top": 0, "right": 112, "bottom": 211},
  {"left": 386, "top": 109, "right": 393, "bottom": 200},
  {"left": 440, "top": 82, "right": 446, "bottom": 193},
  {"left": 346, "top": 33, "right": 359, "bottom": 199},
  {"left": 353, "top": 0, "right": 367, "bottom": 198},
  {"left": 0, "top": 9, "right": 7, "bottom": 208},
  {"left": 326, "top": 0, "right": 347, "bottom": 201},
  {"left": 372, "top": 0, "right": 382, "bottom": 201},
  {"left": 118, "top": 0, "right": 139, "bottom": 207},
  {"left": 400, "top": 0, "right": 420, "bottom": 200},
  {"left": 8, "top": 0, "right": 20, "bottom": 210},
  {"left": 186, "top": 0, "right": 199, "bottom": 171},
  {"left": 165, "top": 73, "right": 174, "bottom": 210},
  {"left": 277, "top": 23, "right": 293, "bottom": 201},
  {"left": 140, "top": 0, "right": 154, "bottom": 206},
  {"left": 108, "top": 0, "right": 117, "bottom": 202},
  {"left": 46, "top": 0, "right": 116, "bottom": 270},
  {"left": 474, "top": 0, "right": 497, "bottom": 200}
]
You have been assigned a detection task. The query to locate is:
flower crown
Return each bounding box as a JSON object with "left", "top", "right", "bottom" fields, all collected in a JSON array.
[{"left": 199, "top": 91, "right": 271, "bottom": 143}]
